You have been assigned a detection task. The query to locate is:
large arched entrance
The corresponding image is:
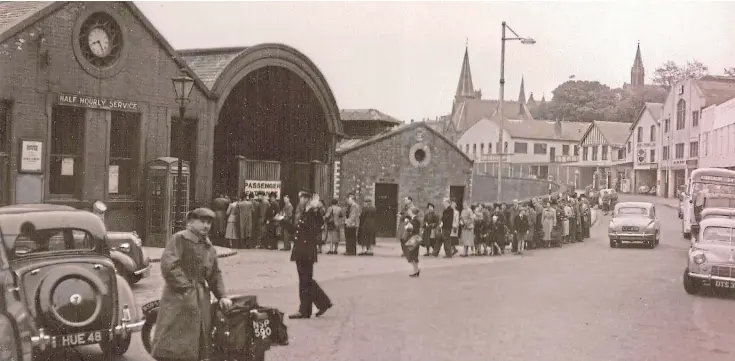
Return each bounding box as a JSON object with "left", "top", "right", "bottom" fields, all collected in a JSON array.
[{"left": 209, "top": 44, "right": 341, "bottom": 201}]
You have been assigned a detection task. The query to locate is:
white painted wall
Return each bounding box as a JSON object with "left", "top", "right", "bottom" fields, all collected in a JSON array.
[
  {"left": 660, "top": 79, "right": 706, "bottom": 171},
  {"left": 631, "top": 107, "right": 660, "bottom": 169},
  {"left": 700, "top": 97, "right": 735, "bottom": 168}
]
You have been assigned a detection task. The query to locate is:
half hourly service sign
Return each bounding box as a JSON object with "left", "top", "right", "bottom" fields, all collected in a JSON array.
[{"left": 57, "top": 93, "right": 139, "bottom": 112}]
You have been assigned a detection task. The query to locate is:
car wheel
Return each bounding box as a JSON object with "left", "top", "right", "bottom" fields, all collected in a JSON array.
[
  {"left": 100, "top": 333, "right": 132, "bottom": 357},
  {"left": 609, "top": 239, "right": 616, "bottom": 248},
  {"left": 683, "top": 269, "right": 700, "bottom": 295}
]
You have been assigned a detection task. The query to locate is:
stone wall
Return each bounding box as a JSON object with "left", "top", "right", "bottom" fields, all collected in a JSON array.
[{"left": 472, "top": 174, "right": 560, "bottom": 203}]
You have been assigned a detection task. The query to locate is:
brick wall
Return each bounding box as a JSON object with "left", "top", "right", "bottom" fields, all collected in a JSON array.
[
  {"left": 472, "top": 174, "right": 560, "bottom": 203},
  {"left": 337, "top": 125, "right": 473, "bottom": 208},
  {"left": 0, "top": 2, "right": 210, "bottom": 231}
]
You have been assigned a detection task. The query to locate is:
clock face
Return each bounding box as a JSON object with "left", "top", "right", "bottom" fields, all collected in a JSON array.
[
  {"left": 77, "top": 12, "right": 123, "bottom": 69},
  {"left": 87, "top": 27, "right": 111, "bottom": 58}
]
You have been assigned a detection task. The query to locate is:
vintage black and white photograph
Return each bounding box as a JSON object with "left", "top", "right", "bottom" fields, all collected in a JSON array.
[{"left": 1, "top": 1, "right": 735, "bottom": 360}]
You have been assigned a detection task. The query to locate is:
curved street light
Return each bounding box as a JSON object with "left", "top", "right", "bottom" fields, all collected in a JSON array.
[
  {"left": 171, "top": 70, "right": 195, "bottom": 231},
  {"left": 497, "top": 21, "right": 535, "bottom": 197}
]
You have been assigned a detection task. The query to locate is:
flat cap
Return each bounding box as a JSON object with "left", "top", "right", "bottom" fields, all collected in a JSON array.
[{"left": 187, "top": 207, "right": 216, "bottom": 220}]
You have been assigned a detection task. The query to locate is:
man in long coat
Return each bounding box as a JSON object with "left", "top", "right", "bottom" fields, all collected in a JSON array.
[
  {"left": 152, "top": 208, "right": 232, "bottom": 361},
  {"left": 280, "top": 194, "right": 295, "bottom": 251},
  {"left": 236, "top": 192, "right": 254, "bottom": 249},
  {"left": 289, "top": 190, "right": 332, "bottom": 319}
]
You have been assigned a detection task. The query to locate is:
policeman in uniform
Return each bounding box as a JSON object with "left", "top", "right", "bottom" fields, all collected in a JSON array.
[{"left": 289, "top": 189, "right": 333, "bottom": 319}]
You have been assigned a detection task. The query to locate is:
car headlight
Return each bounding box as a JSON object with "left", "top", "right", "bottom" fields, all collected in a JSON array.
[
  {"left": 608, "top": 223, "right": 615, "bottom": 233},
  {"left": 131, "top": 232, "right": 143, "bottom": 246},
  {"left": 693, "top": 252, "right": 707, "bottom": 265},
  {"left": 119, "top": 243, "right": 131, "bottom": 253}
]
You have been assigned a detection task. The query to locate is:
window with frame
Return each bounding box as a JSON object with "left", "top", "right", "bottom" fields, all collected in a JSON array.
[
  {"left": 650, "top": 149, "right": 656, "bottom": 162},
  {"left": 110, "top": 111, "right": 140, "bottom": 196},
  {"left": 676, "top": 99, "right": 686, "bottom": 130},
  {"left": 675, "top": 143, "right": 684, "bottom": 159},
  {"left": 514, "top": 142, "right": 528, "bottom": 154},
  {"left": 480, "top": 143, "right": 484, "bottom": 154},
  {"left": 627, "top": 141, "right": 631, "bottom": 152},
  {"left": 472, "top": 143, "right": 476, "bottom": 157},
  {"left": 504, "top": 142, "right": 508, "bottom": 154},
  {"left": 582, "top": 146, "right": 588, "bottom": 161},
  {"left": 562, "top": 145, "right": 569, "bottom": 155},
  {"left": 617, "top": 149, "right": 625, "bottom": 160},
  {"left": 533, "top": 143, "right": 547, "bottom": 155},
  {"left": 649, "top": 125, "right": 656, "bottom": 141},
  {"left": 637, "top": 126, "right": 643, "bottom": 142},
  {"left": 703, "top": 133, "right": 708, "bottom": 156},
  {"left": 592, "top": 146, "right": 598, "bottom": 161},
  {"left": 692, "top": 110, "right": 699, "bottom": 127},
  {"left": 488, "top": 143, "right": 492, "bottom": 154},
  {"left": 465, "top": 144, "right": 469, "bottom": 154},
  {"left": 689, "top": 141, "right": 699, "bottom": 158},
  {"left": 664, "top": 118, "right": 670, "bottom": 133},
  {"left": 574, "top": 145, "right": 579, "bottom": 156},
  {"left": 662, "top": 145, "right": 669, "bottom": 160},
  {"left": 50, "top": 106, "right": 85, "bottom": 197},
  {"left": 601, "top": 145, "right": 608, "bottom": 160}
]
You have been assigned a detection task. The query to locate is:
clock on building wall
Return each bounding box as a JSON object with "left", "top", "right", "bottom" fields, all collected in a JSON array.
[{"left": 73, "top": 7, "right": 129, "bottom": 78}]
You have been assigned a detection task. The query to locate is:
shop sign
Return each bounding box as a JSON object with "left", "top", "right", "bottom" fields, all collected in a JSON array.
[
  {"left": 636, "top": 163, "right": 658, "bottom": 170},
  {"left": 672, "top": 160, "right": 686, "bottom": 165},
  {"left": 637, "top": 142, "right": 656, "bottom": 149},
  {"left": 18, "top": 139, "right": 43, "bottom": 174},
  {"left": 57, "top": 93, "right": 139, "bottom": 112},
  {"left": 243, "top": 180, "right": 281, "bottom": 198}
]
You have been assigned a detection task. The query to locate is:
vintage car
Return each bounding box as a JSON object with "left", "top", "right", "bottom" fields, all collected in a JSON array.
[
  {"left": 0, "top": 204, "right": 143, "bottom": 360},
  {"left": 608, "top": 202, "right": 660, "bottom": 248},
  {"left": 684, "top": 218, "right": 735, "bottom": 295},
  {"left": 107, "top": 231, "right": 151, "bottom": 285}
]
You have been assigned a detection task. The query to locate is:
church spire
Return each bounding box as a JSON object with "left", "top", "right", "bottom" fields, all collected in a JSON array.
[
  {"left": 455, "top": 45, "right": 475, "bottom": 98},
  {"left": 518, "top": 76, "right": 526, "bottom": 104},
  {"left": 631, "top": 41, "right": 645, "bottom": 87}
]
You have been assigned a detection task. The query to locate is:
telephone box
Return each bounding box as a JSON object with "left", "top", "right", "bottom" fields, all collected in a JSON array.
[{"left": 145, "top": 157, "right": 190, "bottom": 247}]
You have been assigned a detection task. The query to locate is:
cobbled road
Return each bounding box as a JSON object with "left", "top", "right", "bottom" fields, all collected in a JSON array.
[{"left": 52, "top": 195, "right": 735, "bottom": 361}]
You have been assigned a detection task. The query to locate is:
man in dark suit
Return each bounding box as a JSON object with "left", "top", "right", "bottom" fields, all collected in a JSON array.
[
  {"left": 280, "top": 194, "right": 295, "bottom": 251},
  {"left": 289, "top": 189, "right": 333, "bottom": 319},
  {"left": 265, "top": 192, "right": 281, "bottom": 250}
]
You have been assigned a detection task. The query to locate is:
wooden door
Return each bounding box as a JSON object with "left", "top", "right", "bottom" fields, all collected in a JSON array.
[
  {"left": 375, "top": 183, "right": 399, "bottom": 237},
  {"left": 450, "top": 186, "right": 465, "bottom": 211}
]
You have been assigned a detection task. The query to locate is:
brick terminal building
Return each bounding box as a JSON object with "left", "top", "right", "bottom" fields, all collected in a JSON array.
[
  {"left": 335, "top": 115, "right": 473, "bottom": 237},
  {"left": 0, "top": 1, "right": 342, "bottom": 238}
]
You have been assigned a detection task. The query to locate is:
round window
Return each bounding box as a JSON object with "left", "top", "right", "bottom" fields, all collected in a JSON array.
[{"left": 414, "top": 149, "right": 426, "bottom": 163}]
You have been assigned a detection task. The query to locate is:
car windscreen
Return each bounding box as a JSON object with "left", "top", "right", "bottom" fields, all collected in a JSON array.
[
  {"left": 615, "top": 207, "right": 649, "bottom": 217},
  {"left": 705, "top": 197, "right": 735, "bottom": 208},
  {"left": 9, "top": 228, "right": 95, "bottom": 258},
  {"left": 701, "top": 226, "right": 735, "bottom": 244},
  {"left": 692, "top": 182, "right": 735, "bottom": 196},
  {"left": 702, "top": 215, "right": 735, "bottom": 220}
]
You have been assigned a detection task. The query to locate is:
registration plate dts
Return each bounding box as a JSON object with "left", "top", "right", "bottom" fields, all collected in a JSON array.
[
  {"left": 51, "top": 331, "right": 104, "bottom": 349},
  {"left": 714, "top": 280, "right": 735, "bottom": 289}
]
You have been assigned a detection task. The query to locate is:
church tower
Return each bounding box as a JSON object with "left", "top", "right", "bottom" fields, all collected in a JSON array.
[
  {"left": 630, "top": 42, "right": 645, "bottom": 87},
  {"left": 518, "top": 76, "right": 526, "bottom": 114},
  {"left": 454, "top": 45, "right": 476, "bottom": 105}
]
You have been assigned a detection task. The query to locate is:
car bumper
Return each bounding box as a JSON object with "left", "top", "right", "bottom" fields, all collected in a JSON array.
[
  {"left": 30, "top": 319, "right": 145, "bottom": 351},
  {"left": 133, "top": 263, "right": 151, "bottom": 278},
  {"left": 608, "top": 233, "right": 656, "bottom": 242},
  {"left": 688, "top": 272, "right": 735, "bottom": 282}
]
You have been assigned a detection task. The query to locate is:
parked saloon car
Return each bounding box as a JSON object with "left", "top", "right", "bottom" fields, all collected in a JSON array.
[
  {"left": 608, "top": 202, "right": 660, "bottom": 249},
  {"left": 684, "top": 218, "right": 735, "bottom": 295},
  {"left": 107, "top": 231, "right": 151, "bottom": 285},
  {"left": 0, "top": 204, "right": 143, "bottom": 360}
]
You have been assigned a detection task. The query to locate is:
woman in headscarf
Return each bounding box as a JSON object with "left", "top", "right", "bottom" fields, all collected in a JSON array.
[
  {"left": 401, "top": 206, "right": 422, "bottom": 277},
  {"left": 459, "top": 202, "right": 475, "bottom": 257},
  {"left": 541, "top": 201, "right": 556, "bottom": 248}
]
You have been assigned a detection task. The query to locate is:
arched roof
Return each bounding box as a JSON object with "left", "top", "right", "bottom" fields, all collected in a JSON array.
[{"left": 179, "top": 44, "right": 343, "bottom": 135}]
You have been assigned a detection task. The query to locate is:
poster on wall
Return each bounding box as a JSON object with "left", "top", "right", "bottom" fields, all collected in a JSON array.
[
  {"left": 19, "top": 139, "right": 43, "bottom": 174},
  {"left": 109, "top": 165, "right": 119, "bottom": 194},
  {"left": 243, "top": 180, "right": 281, "bottom": 198},
  {"left": 61, "top": 157, "right": 74, "bottom": 176}
]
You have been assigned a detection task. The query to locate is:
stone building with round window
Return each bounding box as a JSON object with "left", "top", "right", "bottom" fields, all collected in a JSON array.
[{"left": 335, "top": 114, "right": 473, "bottom": 237}]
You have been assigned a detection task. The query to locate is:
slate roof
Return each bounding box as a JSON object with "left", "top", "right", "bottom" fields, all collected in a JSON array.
[
  {"left": 504, "top": 119, "right": 590, "bottom": 142},
  {"left": 340, "top": 109, "right": 402, "bottom": 125},
  {"left": 585, "top": 121, "right": 632, "bottom": 146},
  {"left": 696, "top": 77, "right": 735, "bottom": 107},
  {"left": 336, "top": 121, "right": 473, "bottom": 163},
  {"left": 645, "top": 102, "right": 663, "bottom": 121},
  {"left": 178, "top": 47, "right": 248, "bottom": 90},
  {"left": 451, "top": 97, "right": 533, "bottom": 134},
  {"left": 0, "top": 1, "right": 53, "bottom": 37}
]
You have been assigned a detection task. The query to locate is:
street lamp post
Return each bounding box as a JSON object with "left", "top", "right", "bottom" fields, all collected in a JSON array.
[
  {"left": 171, "top": 70, "right": 195, "bottom": 231},
  {"left": 497, "top": 21, "right": 535, "bottom": 197}
]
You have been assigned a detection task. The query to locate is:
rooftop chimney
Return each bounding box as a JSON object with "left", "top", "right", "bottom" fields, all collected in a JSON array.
[{"left": 554, "top": 118, "right": 562, "bottom": 136}]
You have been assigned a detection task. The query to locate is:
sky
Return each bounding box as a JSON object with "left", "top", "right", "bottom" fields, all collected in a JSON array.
[{"left": 136, "top": 1, "right": 735, "bottom": 123}]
